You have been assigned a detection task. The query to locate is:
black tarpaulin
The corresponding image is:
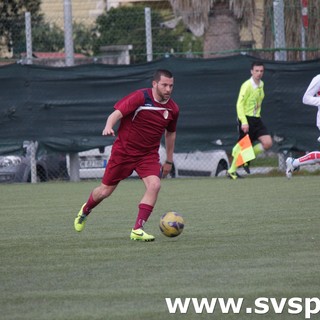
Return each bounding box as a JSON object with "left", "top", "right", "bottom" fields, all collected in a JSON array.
[{"left": 0, "top": 55, "right": 319, "bottom": 155}]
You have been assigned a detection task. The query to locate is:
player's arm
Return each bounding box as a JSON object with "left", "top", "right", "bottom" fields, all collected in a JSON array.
[
  {"left": 102, "top": 110, "right": 123, "bottom": 136},
  {"left": 162, "top": 130, "right": 176, "bottom": 177},
  {"left": 236, "top": 83, "right": 249, "bottom": 132},
  {"left": 302, "top": 75, "right": 320, "bottom": 107}
]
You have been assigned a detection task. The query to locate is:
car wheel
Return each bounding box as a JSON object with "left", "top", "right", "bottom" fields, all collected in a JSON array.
[
  {"left": 27, "top": 166, "right": 48, "bottom": 182},
  {"left": 215, "top": 160, "right": 228, "bottom": 176}
]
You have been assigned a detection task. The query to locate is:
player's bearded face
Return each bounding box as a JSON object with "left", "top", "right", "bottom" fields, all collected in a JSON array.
[{"left": 153, "top": 76, "right": 174, "bottom": 102}]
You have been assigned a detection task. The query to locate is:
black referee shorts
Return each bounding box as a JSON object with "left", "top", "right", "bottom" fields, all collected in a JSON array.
[{"left": 238, "top": 116, "right": 269, "bottom": 142}]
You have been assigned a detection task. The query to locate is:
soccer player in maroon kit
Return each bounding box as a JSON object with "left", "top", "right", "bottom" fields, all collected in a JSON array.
[{"left": 74, "top": 69, "right": 179, "bottom": 241}]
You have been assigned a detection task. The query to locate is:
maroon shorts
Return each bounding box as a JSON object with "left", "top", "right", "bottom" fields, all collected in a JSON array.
[{"left": 102, "top": 148, "right": 161, "bottom": 186}]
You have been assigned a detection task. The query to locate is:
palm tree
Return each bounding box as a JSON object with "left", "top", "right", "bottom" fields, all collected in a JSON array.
[
  {"left": 169, "top": 0, "right": 257, "bottom": 58},
  {"left": 168, "top": 0, "right": 320, "bottom": 61}
]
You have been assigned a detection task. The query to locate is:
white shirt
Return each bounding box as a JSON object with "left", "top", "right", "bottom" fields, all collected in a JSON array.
[{"left": 302, "top": 74, "right": 320, "bottom": 129}]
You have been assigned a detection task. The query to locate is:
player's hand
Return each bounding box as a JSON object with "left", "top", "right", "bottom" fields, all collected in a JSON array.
[
  {"left": 241, "top": 124, "right": 249, "bottom": 133},
  {"left": 102, "top": 127, "right": 115, "bottom": 136},
  {"left": 161, "top": 162, "right": 173, "bottom": 178}
]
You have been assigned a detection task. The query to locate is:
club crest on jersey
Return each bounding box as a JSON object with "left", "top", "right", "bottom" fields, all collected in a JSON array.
[{"left": 163, "top": 110, "right": 169, "bottom": 119}]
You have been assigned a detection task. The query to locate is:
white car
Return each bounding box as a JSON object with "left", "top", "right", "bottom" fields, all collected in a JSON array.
[
  {"left": 77, "top": 146, "right": 111, "bottom": 179},
  {"left": 74, "top": 145, "right": 229, "bottom": 179},
  {"left": 173, "top": 149, "right": 229, "bottom": 178},
  {"left": 74, "top": 145, "right": 168, "bottom": 179},
  {"left": 0, "top": 141, "right": 69, "bottom": 183}
]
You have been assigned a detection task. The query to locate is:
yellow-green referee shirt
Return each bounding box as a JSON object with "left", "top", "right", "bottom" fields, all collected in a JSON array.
[{"left": 236, "top": 77, "right": 265, "bottom": 125}]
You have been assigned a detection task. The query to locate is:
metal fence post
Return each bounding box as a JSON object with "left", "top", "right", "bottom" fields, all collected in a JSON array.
[
  {"left": 25, "top": 13, "right": 38, "bottom": 183},
  {"left": 63, "top": 0, "right": 80, "bottom": 182},
  {"left": 278, "top": 152, "right": 286, "bottom": 172},
  {"left": 63, "top": 0, "right": 75, "bottom": 67},
  {"left": 30, "top": 141, "right": 38, "bottom": 183},
  {"left": 273, "top": 0, "right": 287, "bottom": 61},
  {"left": 145, "top": 7, "right": 153, "bottom": 62},
  {"left": 25, "top": 12, "right": 33, "bottom": 65}
]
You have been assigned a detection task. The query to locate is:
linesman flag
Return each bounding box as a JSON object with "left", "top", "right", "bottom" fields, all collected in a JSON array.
[{"left": 232, "top": 134, "right": 255, "bottom": 167}]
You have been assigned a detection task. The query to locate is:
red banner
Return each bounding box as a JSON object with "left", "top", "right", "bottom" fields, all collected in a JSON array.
[{"left": 301, "top": 0, "right": 308, "bottom": 29}]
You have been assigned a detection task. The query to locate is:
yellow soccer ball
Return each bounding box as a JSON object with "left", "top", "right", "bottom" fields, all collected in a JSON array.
[{"left": 159, "top": 211, "right": 184, "bottom": 237}]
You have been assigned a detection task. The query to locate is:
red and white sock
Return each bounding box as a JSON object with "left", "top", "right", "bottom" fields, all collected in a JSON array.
[{"left": 295, "top": 151, "right": 320, "bottom": 167}]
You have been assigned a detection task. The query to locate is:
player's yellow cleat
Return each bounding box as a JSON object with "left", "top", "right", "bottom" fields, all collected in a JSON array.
[
  {"left": 130, "top": 228, "right": 155, "bottom": 242},
  {"left": 74, "top": 203, "right": 87, "bottom": 232}
]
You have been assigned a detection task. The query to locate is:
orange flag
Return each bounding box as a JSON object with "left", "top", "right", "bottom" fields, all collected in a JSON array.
[{"left": 232, "top": 134, "right": 256, "bottom": 167}]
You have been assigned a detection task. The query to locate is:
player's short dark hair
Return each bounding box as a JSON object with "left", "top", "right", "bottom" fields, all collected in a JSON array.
[
  {"left": 153, "top": 69, "right": 173, "bottom": 81},
  {"left": 251, "top": 61, "right": 264, "bottom": 69}
]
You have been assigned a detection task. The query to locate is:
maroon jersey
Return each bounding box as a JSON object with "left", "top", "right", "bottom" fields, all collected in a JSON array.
[{"left": 113, "top": 88, "right": 179, "bottom": 156}]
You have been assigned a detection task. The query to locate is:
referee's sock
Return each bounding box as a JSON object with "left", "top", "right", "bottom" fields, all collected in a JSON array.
[{"left": 253, "top": 142, "right": 264, "bottom": 157}]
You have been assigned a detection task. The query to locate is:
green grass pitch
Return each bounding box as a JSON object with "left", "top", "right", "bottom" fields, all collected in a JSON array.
[{"left": 1, "top": 177, "right": 319, "bottom": 320}]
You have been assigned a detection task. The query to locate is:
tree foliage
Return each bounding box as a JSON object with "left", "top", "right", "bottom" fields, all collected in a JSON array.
[
  {"left": 93, "top": 5, "right": 202, "bottom": 63},
  {"left": 0, "top": 0, "right": 43, "bottom": 55},
  {"left": 30, "top": 22, "right": 94, "bottom": 55},
  {"left": 30, "top": 22, "right": 65, "bottom": 53}
]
